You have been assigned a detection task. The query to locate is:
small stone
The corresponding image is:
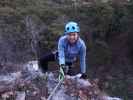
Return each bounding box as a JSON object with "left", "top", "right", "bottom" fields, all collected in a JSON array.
[
  {"left": 41, "top": 96, "right": 46, "bottom": 100},
  {"left": 2, "top": 93, "right": 10, "bottom": 99},
  {"left": 32, "top": 91, "right": 38, "bottom": 95},
  {"left": 16, "top": 91, "right": 25, "bottom": 100}
]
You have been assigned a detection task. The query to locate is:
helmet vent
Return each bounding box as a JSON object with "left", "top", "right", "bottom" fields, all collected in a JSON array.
[
  {"left": 67, "top": 27, "right": 69, "bottom": 30},
  {"left": 72, "top": 26, "right": 75, "bottom": 30}
]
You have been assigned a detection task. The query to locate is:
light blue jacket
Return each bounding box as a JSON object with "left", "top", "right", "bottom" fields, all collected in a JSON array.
[{"left": 58, "top": 35, "right": 86, "bottom": 73}]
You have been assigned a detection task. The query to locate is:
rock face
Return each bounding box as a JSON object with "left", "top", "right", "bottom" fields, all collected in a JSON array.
[
  {"left": 0, "top": 60, "right": 122, "bottom": 100},
  {"left": 47, "top": 72, "right": 122, "bottom": 100},
  {"left": 0, "top": 60, "right": 47, "bottom": 100}
]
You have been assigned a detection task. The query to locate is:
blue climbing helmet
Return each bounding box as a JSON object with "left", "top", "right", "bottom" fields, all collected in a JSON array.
[{"left": 64, "top": 21, "right": 80, "bottom": 35}]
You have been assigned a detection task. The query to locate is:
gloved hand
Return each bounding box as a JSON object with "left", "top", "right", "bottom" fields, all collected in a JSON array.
[{"left": 80, "top": 73, "right": 87, "bottom": 79}]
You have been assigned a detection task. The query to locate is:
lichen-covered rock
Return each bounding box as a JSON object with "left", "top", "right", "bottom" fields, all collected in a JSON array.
[{"left": 47, "top": 72, "right": 122, "bottom": 100}]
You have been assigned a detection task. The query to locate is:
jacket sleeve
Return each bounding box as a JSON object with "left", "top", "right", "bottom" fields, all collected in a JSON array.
[
  {"left": 79, "top": 41, "right": 86, "bottom": 73},
  {"left": 58, "top": 38, "right": 65, "bottom": 65}
]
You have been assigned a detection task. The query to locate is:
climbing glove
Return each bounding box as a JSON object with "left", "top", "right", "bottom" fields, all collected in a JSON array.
[{"left": 80, "top": 73, "right": 87, "bottom": 79}]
